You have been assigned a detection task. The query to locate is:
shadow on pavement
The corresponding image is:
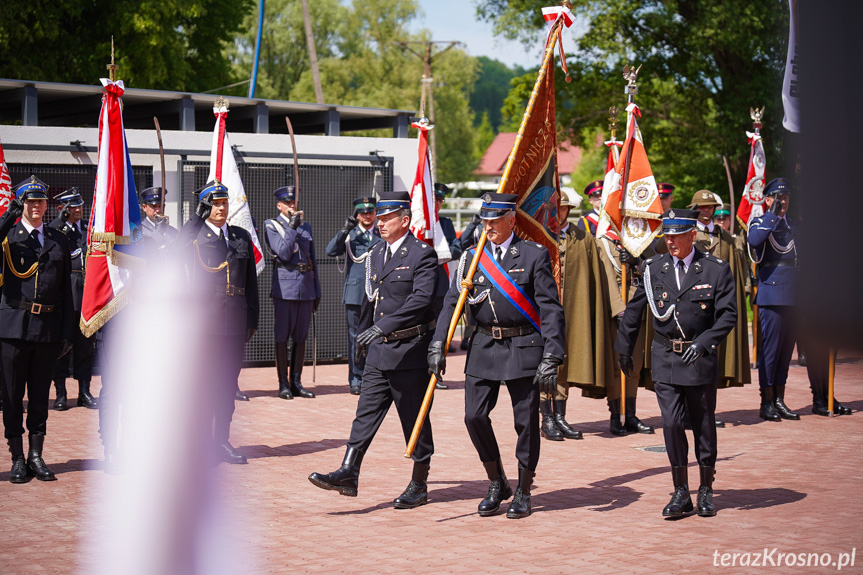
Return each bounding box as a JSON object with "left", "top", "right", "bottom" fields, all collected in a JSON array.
[
  {"left": 244, "top": 438, "right": 347, "bottom": 460},
  {"left": 715, "top": 487, "right": 806, "bottom": 510}
]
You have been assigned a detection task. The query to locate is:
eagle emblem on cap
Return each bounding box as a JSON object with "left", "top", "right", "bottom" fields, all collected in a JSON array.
[
  {"left": 481, "top": 193, "right": 492, "bottom": 203},
  {"left": 669, "top": 210, "right": 676, "bottom": 219}
]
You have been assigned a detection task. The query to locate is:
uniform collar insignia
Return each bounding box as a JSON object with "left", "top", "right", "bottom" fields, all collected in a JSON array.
[
  {"left": 510, "top": 246, "right": 518, "bottom": 256},
  {"left": 694, "top": 261, "right": 702, "bottom": 273}
]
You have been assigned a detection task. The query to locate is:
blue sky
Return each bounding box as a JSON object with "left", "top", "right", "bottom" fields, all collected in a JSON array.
[{"left": 408, "top": 1, "right": 548, "bottom": 70}]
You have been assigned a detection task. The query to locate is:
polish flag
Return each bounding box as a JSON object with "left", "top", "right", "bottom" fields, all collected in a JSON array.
[
  {"left": 208, "top": 103, "right": 265, "bottom": 275},
  {"left": 596, "top": 138, "right": 623, "bottom": 241},
  {"left": 0, "top": 137, "right": 12, "bottom": 217},
  {"left": 737, "top": 133, "right": 766, "bottom": 229},
  {"left": 410, "top": 119, "right": 451, "bottom": 265}
]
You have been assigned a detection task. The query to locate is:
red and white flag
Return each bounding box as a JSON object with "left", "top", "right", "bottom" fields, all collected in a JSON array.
[
  {"left": 208, "top": 103, "right": 265, "bottom": 275},
  {"left": 596, "top": 138, "right": 623, "bottom": 241},
  {"left": 80, "top": 79, "right": 145, "bottom": 336},
  {"left": 737, "top": 132, "right": 767, "bottom": 228},
  {"left": 599, "top": 102, "right": 662, "bottom": 256},
  {"left": 409, "top": 119, "right": 451, "bottom": 265},
  {"left": 0, "top": 136, "right": 12, "bottom": 217}
]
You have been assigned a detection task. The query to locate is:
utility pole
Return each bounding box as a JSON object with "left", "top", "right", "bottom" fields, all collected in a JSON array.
[
  {"left": 301, "top": 0, "right": 324, "bottom": 104},
  {"left": 393, "top": 40, "right": 463, "bottom": 180}
]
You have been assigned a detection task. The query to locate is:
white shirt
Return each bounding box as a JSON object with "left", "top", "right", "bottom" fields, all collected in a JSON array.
[
  {"left": 672, "top": 249, "right": 696, "bottom": 290},
  {"left": 21, "top": 220, "right": 45, "bottom": 247},
  {"left": 560, "top": 222, "right": 570, "bottom": 236},
  {"left": 697, "top": 221, "right": 715, "bottom": 234},
  {"left": 205, "top": 220, "right": 229, "bottom": 247},
  {"left": 489, "top": 231, "right": 515, "bottom": 261},
  {"left": 384, "top": 232, "right": 408, "bottom": 261}
]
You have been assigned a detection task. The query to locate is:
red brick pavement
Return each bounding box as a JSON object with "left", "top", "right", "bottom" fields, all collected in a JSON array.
[{"left": 1, "top": 350, "right": 862, "bottom": 574}]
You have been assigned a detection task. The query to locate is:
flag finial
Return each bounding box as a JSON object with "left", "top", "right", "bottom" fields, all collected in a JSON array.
[
  {"left": 750, "top": 106, "right": 765, "bottom": 130},
  {"left": 560, "top": 0, "right": 573, "bottom": 9},
  {"left": 214, "top": 96, "right": 230, "bottom": 111},
  {"left": 608, "top": 106, "right": 619, "bottom": 141},
  {"left": 622, "top": 64, "right": 640, "bottom": 96},
  {"left": 106, "top": 36, "right": 118, "bottom": 82}
]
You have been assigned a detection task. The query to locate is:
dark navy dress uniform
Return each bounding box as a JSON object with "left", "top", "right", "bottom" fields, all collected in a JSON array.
[
  {"left": 325, "top": 196, "right": 381, "bottom": 391},
  {"left": 0, "top": 176, "right": 74, "bottom": 482},
  {"left": 616, "top": 209, "right": 736, "bottom": 517},
  {"left": 264, "top": 186, "right": 321, "bottom": 399},
  {"left": 139, "top": 187, "right": 179, "bottom": 252}
]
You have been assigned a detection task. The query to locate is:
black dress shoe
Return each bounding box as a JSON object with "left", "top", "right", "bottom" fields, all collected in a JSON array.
[
  {"left": 624, "top": 398, "right": 655, "bottom": 433},
  {"left": 773, "top": 386, "right": 799, "bottom": 420},
  {"left": 217, "top": 442, "right": 247, "bottom": 464},
  {"left": 663, "top": 467, "right": 693, "bottom": 517},
  {"left": 608, "top": 399, "right": 627, "bottom": 436},
  {"left": 393, "top": 462, "right": 429, "bottom": 509},
  {"left": 26, "top": 435, "right": 56, "bottom": 481},
  {"left": 505, "top": 468, "right": 535, "bottom": 519},
  {"left": 235, "top": 389, "right": 250, "bottom": 401},
  {"left": 350, "top": 385, "right": 361, "bottom": 396},
  {"left": 696, "top": 466, "right": 716, "bottom": 517},
  {"left": 553, "top": 400, "right": 583, "bottom": 440},
  {"left": 478, "top": 459, "right": 512, "bottom": 517},
  {"left": 10, "top": 455, "right": 28, "bottom": 483},
  {"left": 715, "top": 419, "right": 726, "bottom": 428},
  {"left": 278, "top": 385, "right": 294, "bottom": 400},
  {"left": 308, "top": 447, "right": 363, "bottom": 497},
  {"left": 435, "top": 381, "right": 448, "bottom": 390},
  {"left": 540, "top": 400, "right": 563, "bottom": 441},
  {"left": 759, "top": 387, "right": 782, "bottom": 422},
  {"left": 53, "top": 380, "right": 68, "bottom": 411},
  {"left": 812, "top": 397, "right": 829, "bottom": 416},
  {"left": 834, "top": 399, "right": 853, "bottom": 416},
  {"left": 77, "top": 380, "right": 98, "bottom": 409}
]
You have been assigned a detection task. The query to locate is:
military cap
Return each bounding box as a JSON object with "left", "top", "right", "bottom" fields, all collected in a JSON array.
[
  {"left": 480, "top": 192, "right": 518, "bottom": 220},
  {"left": 657, "top": 183, "right": 675, "bottom": 197},
  {"left": 433, "top": 183, "right": 450, "bottom": 200},
  {"left": 764, "top": 177, "right": 791, "bottom": 197},
  {"left": 273, "top": 186, "right": 296, "bottom": 202},
  {"left": 560, "top": 187, "right": 581, "bottom": 207},
  {"left": 688, "top": 189, "right": 723, "bottom": 209},
  {"left": 376, "top": 191, "right": 411, "bottom": 216},
  {"left": 353, "top": 196, "right": 376, "bottom": 213},
  {"left": 661, "top": 208, "right": 699, "bottom": 235},
  {"left": 55, "top": 187, "right": 84, "bottom": 207},
  {"left": 583, "top": 180, "right": 603, "bottom": 198},
  {"left": 195, "top": 180, "right": 229, "bottom": 202},
  {"left": 139, "top": 187, "right": 165, "bottom": 206},
  {"left": 714, "top": 206, "right": 731, "bottom": 218},
  {"left": 14, "top": 175, "right": 49, "bottom": 201}
]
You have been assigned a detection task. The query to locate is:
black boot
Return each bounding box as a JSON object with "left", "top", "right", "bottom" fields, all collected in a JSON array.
[
  {"left": 308, "top": 446, "right": 364, "bottom": 497},
  {"left": 478, "top": 459, "right": 513, "bottom": 516},
  {"left": 773, "top": 385, "right": 799, "bottom": 420},
  {"left": 812, "top": 393, "right": 829, "bottom": 416},
  {"left": 76, "top": 380, "right": 98, "bottom": 409},
  {"left": 662, "top": 466, "right": 693, "bottom": 517},
  {"left": 552, "top": 399, "right": 582, "bottom": 439},
  {"left": 276, "top": 343, "right": 293, "bottom": 400},
  {"left": 759, "top": 387, "right": 781, "bottom": 422},
  {"left": 833, "top": 399, "right": 853, "bottom": 416},
  {"left": 289, "top": 341, "right": 315, "bottom": 398},
  {"left": 624, "top": 397, "right": 655, "bottom": 434},
  {"left": 506, "top": 467, "right": 535, "bottom": 519},
  {"left": 214, "top": 421, "right": 247, "bottom": 464},
  {"left": 26, "top": 434, "right": 56, "bottom": 481},
  {"left": 53, "top": 379, "right": 68, "bottom": 411},
  {"left": 540, "top": 399, "right": 563, "bottom": 441},
  {"left": 608, "top": 399, "right": 627, "bottom": 436},
  {"left": 393, "top": 461, "right": 430, "bottom": 509},
  {"left": 234, "top": 384, "right": 249, "bottom": 402},
  {"left": 696, "top": 466, "right": 716, "bottom": 517},
  {"left": 8, "top": 437, "right": 27, "bottom": 484}
]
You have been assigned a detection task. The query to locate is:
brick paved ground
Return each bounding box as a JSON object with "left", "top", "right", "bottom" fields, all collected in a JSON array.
[{"left": 1, "top": 349, "right": 861, "bottom": 574}]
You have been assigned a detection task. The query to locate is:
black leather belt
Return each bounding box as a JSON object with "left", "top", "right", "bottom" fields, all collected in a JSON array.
[
  {"left": 224, "top": 285, "right": 246, "bottom": 296},
  {"left": 382, "top": 321, "right": 436, "bottom": 342},
  {"left": 478, "top": 324, "right": 537, "bottom": 339},
  {"left": 759, "top": 260, "right": 796, "bottom": 269},
  {"left": 71, "top": 270, "right": 84, "bottom": 274},
  {"left": 276, "top": 261, "right": 313, "bottom": 272},
  {"left": 655, "top": 334, "right": 692, "bottom": 354},
  {"left": 7, "top": 299, "right": 58, "bottom": 314}
]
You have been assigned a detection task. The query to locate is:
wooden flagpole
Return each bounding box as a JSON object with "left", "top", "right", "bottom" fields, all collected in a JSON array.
[{"left": 404, "top": 18, "right": 565, "bottom": 459}]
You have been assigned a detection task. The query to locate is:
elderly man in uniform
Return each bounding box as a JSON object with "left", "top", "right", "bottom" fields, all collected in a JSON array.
[
  {"left": 264, "top": 186, "right": 320, "bottom": 401},
  {"left": 576, "top": 180, "right": 603, "bottom": 236},
  {"left": 616, "top": 209, "right": 737, "bottom": 517},
  {"left": 183, "top": 181, "right": 259, "bottom": 464},
  {"left": 326, "top": 196, "right": 380, "bottom": 395},
  {"left": 0, "top": 177, "right": 74, "bottom": 483},
  {"left": 309, "top": 191, "right": 438, "bottom": 508},
  {"left": 48, "top": 187, "right": 97, "bottom": 411},
  {"left": 428, "top": 193, "right": 565, "bottom": 519}
]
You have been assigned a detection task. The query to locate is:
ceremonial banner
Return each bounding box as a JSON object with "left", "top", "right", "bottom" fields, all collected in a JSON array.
[
  {"left": 500, "top": 53, "right": 561, "bottom": 284},
  {"left": 737, "top": 132, "right": 767, "bottom": 228},
  {"left": 208, "top": 103, "right": 265, "bottom": 275},
  {"left": 0, "top": 136, "right": 12, "bottom": 217},
  {"left": 409, "top": 120, "right": 451, "bottom": 264},
  {"left": 600, "top": 103, "right": 662, "bottom": 256},
  {"left": 596, "top": 138, "right": 623, "bottom": 241},
  {"left": 782, "top": 0, "right": 800, "bottom": 133},
  {"left": 80, "top": 79, "right": 144, "bottom": 336}
]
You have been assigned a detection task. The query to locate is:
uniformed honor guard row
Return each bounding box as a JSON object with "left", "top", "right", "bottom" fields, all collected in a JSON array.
[{"left": 1, "top": 172, "right": 850, "bottom": 522}]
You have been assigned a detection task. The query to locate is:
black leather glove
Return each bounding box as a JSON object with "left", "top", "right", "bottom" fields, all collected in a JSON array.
[
  {"left": 355, "top": 325, "right": 384, "bottom": 363},
  {"left": 343, "top": 215, "right": 359, "bottom": 233},
  {"left": 288, "top": 212, "right": 302, "bottom": 229},
  {"left": 195, "top": 195, "right": 213, "bottom": 220},
  {"left": 462, "top": 213, "right": 481, "bottom": 240},
  {"left": 681, "top": 342, "right": 706, "bottom": 365},
  {"left": 427, "top": 340, "right": 447, "bottom": 382},
  {"left": 246, "top": 328, "right": 256, "bottom": 343},
  {"left": 313, "top": 298, "right": 320, "bottom": 313},
  {"left": 60, "top": 208, "right": 70, "bottom": 223},
  {"left": 617, "top": 247, "right": 638, "bottom": 266},
  {"left": 769, "top": 197, "right": 785, "bottom": 215},
  {"left": 533, "top": 354, "right": 562, "bottom": 396},
  {"left": 618, "top": 353, "right": 634, "bottom": 378},
  {"left": 7, "top": 197, "right": 23, "bottom": 220},
  {"left": 155, "top": 215, "right": 170, "bottom": 232},
  {"left": 58, "top": 339, "right": 73, "bottom": 359},
  {"left": 615, "top": 313, "right": 624, "bottom": 331}
]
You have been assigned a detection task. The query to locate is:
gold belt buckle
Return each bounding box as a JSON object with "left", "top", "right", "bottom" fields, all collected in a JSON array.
[
  {"left": 226, "top": 285, "right": 235, "bottom": 296},
  {"left": 31, "top": 302, "right": 42, "bottom": 314},
  {"left": 672, "top": 340, "right": 684, "bottom": 353},
  {"left": 491, "top": 326, "right": 503, "bottom": 339}
]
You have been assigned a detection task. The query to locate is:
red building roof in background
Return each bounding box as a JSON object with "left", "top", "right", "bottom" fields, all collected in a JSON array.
[{"left": 475, "top": 132, "right": 582, "bottom": 177}]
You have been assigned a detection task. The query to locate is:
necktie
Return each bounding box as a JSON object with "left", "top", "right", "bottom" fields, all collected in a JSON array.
[
  {"left": 385, "top": 246, "right": 392, "bottom": 265},
  {"left": 218, "top": 229, "right": 228, "bottom": 249},
  {"left": 495, "top": 246, "right": 503, "bottom": 263},
  {"left": 31, "top": 229, "right": 42, "bottom": 250},
  {"left": 676, "top": 260, "right": 685, "bottom": 289}
]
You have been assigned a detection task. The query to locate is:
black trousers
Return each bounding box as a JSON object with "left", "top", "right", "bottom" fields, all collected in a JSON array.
[
  {"left": 205, "top": 335, "right": 245, "bottom": 442},
  {"left": 345, "top": 304, "right": 363, "bottom": 387},
  {"left": 758, "top": 305, "right": 796, "bottom": 388},
  {"left": 464, "top": 375, "right": 539, "bottom": 471},
  {"left": 0, "top": 339, "right": 60, "bottom": 439},
  {"left": 654, "top": 381, "right": 717, "bottom": 468},
  {"left": 347, "top": 365, "right": 433, "bottom": 464},
  {"left": 52, "top": 323, "right": 94, "bottom": 382},
  {"left": 803, "top": 336, "right": 831, "bottom": 398}
]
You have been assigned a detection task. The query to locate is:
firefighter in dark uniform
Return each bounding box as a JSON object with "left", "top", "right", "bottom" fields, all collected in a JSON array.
[
  {"left": 0, "top": 176, "right": 74, "bottom": 483},
  {"left": 139, "top": 186, "right": 178, "bottom": 252},
  {"left": 309, "top": 192, "right": 438, "bottom": 508},
  {"left": 326, "top": 196, "right": 380, "bottom": 395},
  {"left": 576, "top": 180, "right": 603, "bottom": 236},
  {"left": 48, "top": 187, "right": 97, "bottom": 411},
  {"left": 183, "top": 181, "right": 259, "bottom": 464},
  {"left": 429, "top": 193, "right": 565, "bottom": 519},
  {"left": 264, "top": 186, "right": 320, "bottom": 400},
  {"left": 616, "top": 209, "right": 737, "bottom": 517}
]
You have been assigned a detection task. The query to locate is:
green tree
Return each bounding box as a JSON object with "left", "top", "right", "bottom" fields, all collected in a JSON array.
[
  {"left": 471, "top": 57, "right": 523, "bottom": 131},
  {"left": 475, "top": 111, "right": 496, "bottom": 160},
  {"left": 481, "top": 0, "right": 789, "bottom": 207},
  {"left": 0, "top": 0, "right": 253, "bottom": 92}
]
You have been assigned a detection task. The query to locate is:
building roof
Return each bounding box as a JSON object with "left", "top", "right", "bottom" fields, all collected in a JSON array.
[{"left": 475, "top": 132, "right": 582, "bottom": 177}]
